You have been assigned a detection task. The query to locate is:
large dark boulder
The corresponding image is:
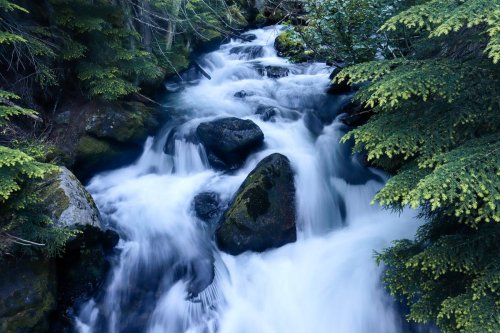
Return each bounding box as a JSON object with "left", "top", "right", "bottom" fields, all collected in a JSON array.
[
  {"left": 0, "top": 166, "right": 119, "bottom": 332},
  {"left": 274, "top": 30, "right": 311, "bottom": 62},
  {"left": 196, "top": 117, "right": 264, "bottom": 169},
  {"left": 216, "top": 153, "right": 297, "bottom": 255}
]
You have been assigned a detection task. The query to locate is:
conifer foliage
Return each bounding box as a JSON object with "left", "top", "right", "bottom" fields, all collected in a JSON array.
[
  {"left": 0, "top": 0, "right": 246, "bottom": 257},
  {"left": 0, "top": 2, "right": 74, "bottom": 257},
  {"left": 330, "top": 1, "right": 500, "bottom": 332}
]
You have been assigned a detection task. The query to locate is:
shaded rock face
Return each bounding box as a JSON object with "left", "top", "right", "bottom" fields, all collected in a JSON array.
[
  {"left": 51, "top": 100, "right": 164, "bottom": 182},
  {"left": 327, "top": 68, "right": 352, "bottom": 95},
  {"left": 196, "top": 117, "right": 264, "bottom": 169},
  {"left": 0, "top": 166, "right": 119, "bottom": 332},
  {"left": 339, "top": 101, "right": 374, "bottom": 127},
  {"left": 216, "top": 153, "right": 297, "bottom": 255},
  {"left": 52, "top": 227, "right": 118, "bottom": 330},
  {"left": 41, "top": 166, "right": 101, "bottom": 230},
  {"left": 0, "top": 259, "right": 56, "bottom": 333}
]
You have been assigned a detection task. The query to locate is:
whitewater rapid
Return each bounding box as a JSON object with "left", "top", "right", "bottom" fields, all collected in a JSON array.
[{"left": 76, "top": 26, "right": 423, "bottom": 333}]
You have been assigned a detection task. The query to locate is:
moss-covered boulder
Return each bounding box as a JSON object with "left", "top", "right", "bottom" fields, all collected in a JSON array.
[
  {"left": 216, "top": 153, "right": 297, "bottom": 255},
  {"left": 0, "top": 258, "right": 56, "bottom": 333},
  {"left": 52, "top": 100, "right": 165, "bottom": 181},
  {"left": 74, "top": 135, "right": 142, "bottom": 181},
  {"left": 40, "top": 166, "right": 101, "bottom": 230},
  {"left": 274, "top": 30, "right": 312, "bottom": 63},
  {"left": 84, "top": 101, "right": 158, "bottom": 144},
  {"left": 197, "top": 117, "right": 264, "bottom": 170}
]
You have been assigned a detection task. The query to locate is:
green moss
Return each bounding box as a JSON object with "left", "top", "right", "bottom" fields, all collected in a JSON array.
[
  {"left": 254, "top": 13, "right": 267, "bottom": 27},
  {"left": 243, "top": 185, "right": 270, "bottom": 220},
  {"left": 76, "top": 136, "right": 113, "bottom": 158},
  {"left": 227, "top": 5, "right": 248, "bottom": 28},
  {"left": 275, "top": 30, "right": 311, "bottom": 63},
  {"left": 40, "top": 171, "right": 70, "bottom": 220},
  {"left": 0, "top": 259, "right": 56, "bottom": 333}
]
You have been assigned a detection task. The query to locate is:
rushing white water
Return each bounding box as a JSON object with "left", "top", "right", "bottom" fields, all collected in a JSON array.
[{"left": 76, "top": 26, "right": 426, "bottom": 333}]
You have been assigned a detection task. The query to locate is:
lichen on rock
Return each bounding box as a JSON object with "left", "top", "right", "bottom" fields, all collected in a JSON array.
[
  {"left": 40, "top": 166, "right": 101, "bottom": 230},
  {"left": 216, "top": 153, "right": 297, "bottom": 255}
]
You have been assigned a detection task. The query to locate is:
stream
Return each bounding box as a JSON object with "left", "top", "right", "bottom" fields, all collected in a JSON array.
[{"left": 76, "top": 26, "right": 424, "bottom": 333}]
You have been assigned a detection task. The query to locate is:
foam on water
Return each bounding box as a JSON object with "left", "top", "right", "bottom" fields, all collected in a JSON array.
[{"left": 76, "top": 26, "right": 425, "bottom": 333}]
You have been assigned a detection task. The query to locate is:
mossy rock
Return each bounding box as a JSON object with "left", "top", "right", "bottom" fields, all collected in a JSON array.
[
  {"left": 84, "top": 102, "right": 155, "bottom": 144},
  {"left": 74, "top": 135, "right": 142, "bottom": 181},
  {"left": 275, "top": 30, "right": 312, "bottom": 63},
  {"left": 0, "top": 258, "right": 56, "bottom": 333},
  {"left": 39, "top": 166, "right": 101, "bottom": 229},
  {"left": 216, "top": 153, "right": 297, "bottom": 254}
]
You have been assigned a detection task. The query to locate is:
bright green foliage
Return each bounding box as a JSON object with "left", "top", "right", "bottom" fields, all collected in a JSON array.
[
  {"left": 328, "top": 0, "right": 500, "bottom": 332},
  {"left": 0, "top": 90, "right": 37, "bottom": 125},
  {"left": 377, "top": 223, "right": 500, "bottom": 332}
]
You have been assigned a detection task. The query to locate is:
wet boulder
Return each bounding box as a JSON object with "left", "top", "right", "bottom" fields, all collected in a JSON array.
[
  {"left": 255, "top": 105, "right": 278, "bottom": 122},
  {"left": 216, "top": 153, "right": 297, "bottom": 255},
  {"left": 40, "top": 166, "right": 101, "bottom": 230},
  {"left": 240, "top": 33, "right": 257, "bottom": 42},
  {"left": 229, "top": 45, "right": 265, "bottom": 59},
  {"left": 234, "top": 90, "right": 255, "bottom": 98},
  {"left": 304, "top": 111, "right": 324, "bottom": 136},
  {"left": 255, "top": 64, "right": 290, "bottom": 78},
  {"left": 196, "top": 117, "right": 264, "bottom": 169},
  {"left": 193, "top": 192, "right": 223, "bottom": 223},
  {"left": 53, "top": 226, "right": 118, "bottom": 330}
]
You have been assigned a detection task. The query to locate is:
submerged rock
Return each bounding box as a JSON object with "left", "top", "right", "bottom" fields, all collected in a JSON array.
[
  {"left": 229, "top": 45, "right": 265, "bottom": 59},
  {"left": 216, "top": 153, "right": 297, "bottom": 255},
  {"left": 304, "top": 111, "right": 324, "bottom": 136},
  {"left": 193, "top": 192, "right": 222, "bottom": 222},
  {"left": 254, "top": 64, "right": 290, "bottom": 78},
  {"left": 255, "top": 105, "right": 278, "bottom": 122},
  {"left": 197, "top": 117, "right": 264, "bottom": 169},
  {"left": 234, "top": 90, "right": 255, "bottom": 98}
]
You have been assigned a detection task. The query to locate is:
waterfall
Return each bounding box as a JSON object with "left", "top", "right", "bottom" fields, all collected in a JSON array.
[{"left": 76, "top": 26, "right": 425, "bottom": 333}]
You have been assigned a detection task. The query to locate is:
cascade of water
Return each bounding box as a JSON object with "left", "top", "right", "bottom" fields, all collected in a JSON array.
[{"left": 76, "top": 26, "right": 425, "bottom": 333}]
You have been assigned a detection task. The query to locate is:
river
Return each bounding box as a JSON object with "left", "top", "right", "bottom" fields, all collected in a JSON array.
[{"left": 76, "top": 26, "right": 424, "bottom": 333}]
